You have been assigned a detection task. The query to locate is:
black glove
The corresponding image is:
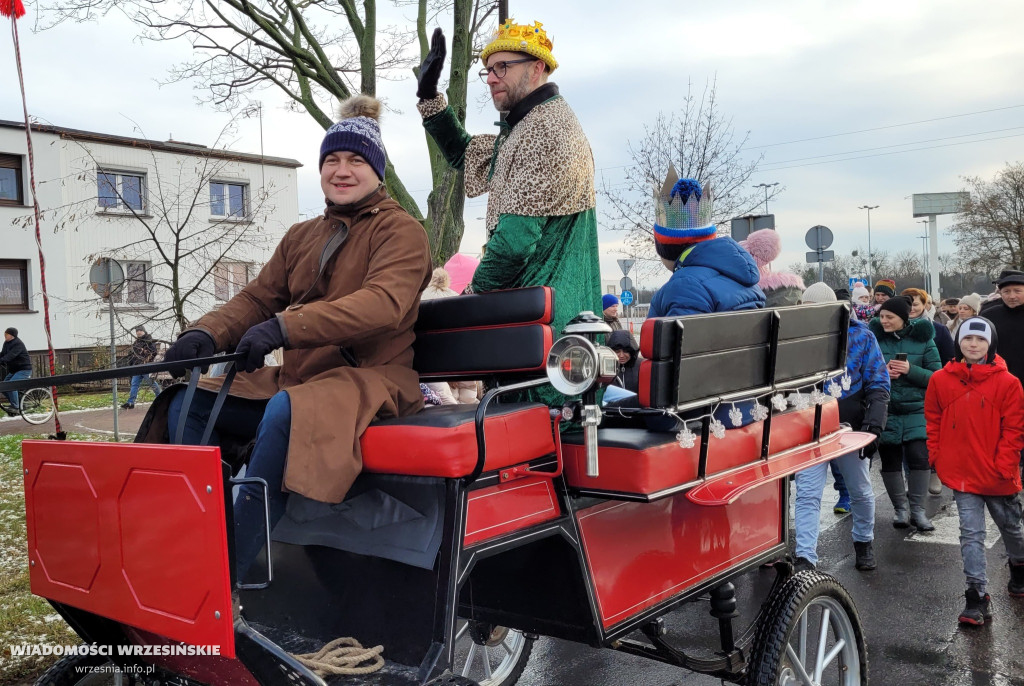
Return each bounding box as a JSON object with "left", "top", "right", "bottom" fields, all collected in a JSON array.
[
  {"left": 860, "top": 425, "right": 882, "bottom": 458},
  {"left": 163, "top": 330, "right": 216, "bottom": 377},
  {"left": 416, "top": 28, "right": 447, "bottom": 100},
  {"left": 235, "top": 318, "right": 285, "bottom": 374}
]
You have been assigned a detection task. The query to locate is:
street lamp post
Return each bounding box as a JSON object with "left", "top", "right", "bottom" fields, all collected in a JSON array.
[
  {"left": 753, "top": 182, "right": 779, "bottom": 214},
  {"left": 917, "top": 219, "right": 931, "bottom": 292},
  {"left": 858, "top": 205, "right": 879, "bottom": 285}
]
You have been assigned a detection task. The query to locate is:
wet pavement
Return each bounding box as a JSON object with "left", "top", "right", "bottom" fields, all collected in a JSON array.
[{"left": 0, "top": 403, "right": 148, "bottom": 439}]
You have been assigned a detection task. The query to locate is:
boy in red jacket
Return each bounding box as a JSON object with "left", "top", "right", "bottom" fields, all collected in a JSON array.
[{"left": 925, "top": 317, "right": 1024, "bottom": 626}]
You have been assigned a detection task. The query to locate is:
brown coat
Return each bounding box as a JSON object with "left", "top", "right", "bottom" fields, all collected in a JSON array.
[{"left": 144, "top": 187, "right": 431, "bottom": 503}]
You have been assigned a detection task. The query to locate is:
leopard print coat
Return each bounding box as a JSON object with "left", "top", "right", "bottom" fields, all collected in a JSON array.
[{"left": 417, "top": 93, "right": 595, "bottom": 236}]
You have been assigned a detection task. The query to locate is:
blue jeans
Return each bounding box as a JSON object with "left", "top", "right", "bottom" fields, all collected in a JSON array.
[
  {"left": 167, "top": 388, "right": 292, "bottom": 580},
  {"left": 952, "top": 490, "right": 1024, "bottom": 593},
  {"left": 127, "top": 374, "right": 161, "bottom": 404},
  {"left": 830, "top": 461, "right": 849, "bottom": 499},
  {"left": 3, "top": 370, "right": 31, "bottom": 408},
  {"left": 794, "top": 451, "right": 875, "bottom": 565}
]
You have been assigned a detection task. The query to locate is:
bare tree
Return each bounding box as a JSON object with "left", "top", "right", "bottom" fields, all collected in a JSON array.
[
  {"left": 38, "top": 0, "right": 499, "bottom": 264},
  {"left": 948, "top": 162, "right": 1024, "bottom": 273},
  {"left": 600, "top": 78, "right": 782, "bottom": 263},
  {"left": 16, "top": 121, "right": 280, "bottom": 338}
]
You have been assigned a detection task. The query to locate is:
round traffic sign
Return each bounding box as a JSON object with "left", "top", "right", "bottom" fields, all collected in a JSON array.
[
  {"left": 620, "top": 290, "right": 634, "bottom": 306},
  {"left": 619, "top": 276, "right": 633, "bottom": 292},
  {"left": 88, "top": 258, "right": 124, "bottom": 298},
  {"left": 805, "top": 225, "right": 834, "bottom": 251}
]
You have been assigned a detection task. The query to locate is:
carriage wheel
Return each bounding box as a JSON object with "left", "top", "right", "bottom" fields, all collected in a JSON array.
[
  {"left": 745, "top": 571, "right": 867, "bottom": 686},
  {"left": 452, "top": 620, "right": 533, "bottom": 686},
  {"left": 20, "top": 386, "right": 55, "bottom": 425},
  {"left": 34, "top": 653, "right": 134, "bottom": 685}
]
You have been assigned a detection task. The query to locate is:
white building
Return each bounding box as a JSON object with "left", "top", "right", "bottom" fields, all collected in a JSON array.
[{"left": 0, "top": 119, "right": 300, "bottom": 357}]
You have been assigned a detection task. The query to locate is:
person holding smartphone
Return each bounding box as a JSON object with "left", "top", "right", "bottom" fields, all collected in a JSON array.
[{"left": 869, "top": 295, "right": 943, "bottom": 531}]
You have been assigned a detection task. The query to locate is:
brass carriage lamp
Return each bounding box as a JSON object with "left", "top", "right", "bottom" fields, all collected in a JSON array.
[{"left": 547, "top": 312, "right": 618, "bottom": 477}]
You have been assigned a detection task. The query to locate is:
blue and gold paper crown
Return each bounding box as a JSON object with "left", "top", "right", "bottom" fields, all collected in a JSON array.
[{"left": 653, "top": 165, "right": 716, "bottom": 260}]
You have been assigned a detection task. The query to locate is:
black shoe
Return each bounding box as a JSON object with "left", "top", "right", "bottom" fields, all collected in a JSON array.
[
  {"left": 793, "top": 557, "right": 816, "bottom": 573},
  {"left": 1009, "top": 562, "right": 1024, "bottom": 598},
  {"left": 2, "top": 405, "right": 18, "bottom": 417},
  {"left": 959, "top": 587, "right": 992, "bottom": 626},
  {"left": 121, "top": 401, "right": 135, "bottom": 409},
  {"left": 854, "top": 541, "right": 876, "bottom": 571}
]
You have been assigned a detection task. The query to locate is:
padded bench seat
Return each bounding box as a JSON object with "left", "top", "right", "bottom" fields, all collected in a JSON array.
[
  {"left": 562, "top": 402, "right": 840, "bottom": 499},
  {"left": 361, "top": 403, "right": 556, "bottom": 478}
]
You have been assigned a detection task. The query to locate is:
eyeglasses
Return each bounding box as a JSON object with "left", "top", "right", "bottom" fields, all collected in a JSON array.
[{"left": 478, "top": 58, "right": 537, "bottom": 82}]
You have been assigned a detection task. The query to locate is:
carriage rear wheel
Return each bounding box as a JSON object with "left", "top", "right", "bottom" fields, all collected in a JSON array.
[
  {"left": 452, "top": 620, "right": 533, "bottom": 686},
  {"left": 745, "top": 571, "right": 867, "bottom": 686},
  {"left": 20, "top": 386, "right": 55, "bottom": 425}
]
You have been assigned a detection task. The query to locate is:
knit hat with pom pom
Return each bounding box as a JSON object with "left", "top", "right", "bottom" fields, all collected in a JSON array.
[{"left": 319, "top": 95, "right": 387, "bottom": 179}]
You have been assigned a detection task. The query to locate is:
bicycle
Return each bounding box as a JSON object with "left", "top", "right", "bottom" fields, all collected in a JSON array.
[{"left": 1, "top": 364, "right": 55, "bottom": 425}]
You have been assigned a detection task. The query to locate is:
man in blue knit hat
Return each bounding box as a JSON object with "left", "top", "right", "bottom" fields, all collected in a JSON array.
[
  {"left": 148, "top": 95, "right": 431, "bottom": 579},
  {"left": 602, "top": 293, "right": 623, "bottom": 330}
]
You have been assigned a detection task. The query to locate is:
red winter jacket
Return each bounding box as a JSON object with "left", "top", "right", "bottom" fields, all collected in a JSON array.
[{"left": 925, "top": 355, "right": 1024, "bottom": 495}]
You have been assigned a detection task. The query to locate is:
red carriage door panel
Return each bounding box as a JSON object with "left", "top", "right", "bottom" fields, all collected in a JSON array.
[{"left": 22, "top": 440, "right": 236, "bottom": 658}]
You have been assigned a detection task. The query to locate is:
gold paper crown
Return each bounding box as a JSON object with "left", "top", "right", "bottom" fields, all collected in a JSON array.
[{"left": 480, "top": 19, "right": 558, "bottom": 73}]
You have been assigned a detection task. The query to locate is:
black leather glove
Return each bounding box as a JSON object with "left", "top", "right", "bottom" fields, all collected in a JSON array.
[
  {"left": 163, "top": 330, "right": 216, "bottom": 377},
  {"left": 416, "top": 28, "right": 447, "bottom": 100},
  {"left": 235, "top": 318, "right": 285, "bottom": 374}
]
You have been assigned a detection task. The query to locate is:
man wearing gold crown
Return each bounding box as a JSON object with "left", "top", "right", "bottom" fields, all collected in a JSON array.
[{"left": 415, "top": 21, "right": 600, "bottom": 346}]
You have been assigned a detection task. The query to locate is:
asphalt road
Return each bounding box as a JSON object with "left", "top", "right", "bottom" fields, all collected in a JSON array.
[{"left": 514, "top": 467, "right": 1024, "bottom": 686}]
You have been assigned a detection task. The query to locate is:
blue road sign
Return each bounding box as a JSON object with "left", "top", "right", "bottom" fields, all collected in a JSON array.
[{"left": 620, "top": 290, "right": 634, "bottom": 306}]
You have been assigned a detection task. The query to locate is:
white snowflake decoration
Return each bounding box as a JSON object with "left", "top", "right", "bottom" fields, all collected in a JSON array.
[
  {"left": 811, "top": 389, "right": 828, "bottom": 405},
  {"left": 676, "top": 426, "right": 697, "bottom": 449},
  {"left": 771, "top": 394, "right": 788, "bottom": 412},
  {"left": 827, "top": 381, "right": 843, "bottom": 398},
  {"left": 728, "top": 404, "right": 744, "bottom": 427},
  {"left": 750, "top": 402, "right": 769, "bottom": 422},
  {"left": 841, "top": 373, "right": 852, "bottom": 391},
  {"left": 710, "top": 418, "right": 727, "bottom": 440},
  {"left": 790, "top": 392, "right": 810, "bottom": 411}
]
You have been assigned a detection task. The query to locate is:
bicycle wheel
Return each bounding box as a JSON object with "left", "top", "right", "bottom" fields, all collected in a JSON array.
[{"left": 20, "top": 386, "right": 55, "bottom": 425}]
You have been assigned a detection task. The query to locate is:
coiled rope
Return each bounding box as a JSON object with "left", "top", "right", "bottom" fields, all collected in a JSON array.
[{"left": 291, "top": 637, "right": 384, "bottom": 676}]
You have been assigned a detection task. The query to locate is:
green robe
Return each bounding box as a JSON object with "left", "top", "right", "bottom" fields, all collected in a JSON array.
[{"left": 419, "top": 88, "right": 601, "bottom": 405}]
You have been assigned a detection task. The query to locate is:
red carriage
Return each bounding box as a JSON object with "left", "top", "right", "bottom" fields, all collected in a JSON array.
[{"left": 5, "top": 287, "right": 875, "bottom": 686}]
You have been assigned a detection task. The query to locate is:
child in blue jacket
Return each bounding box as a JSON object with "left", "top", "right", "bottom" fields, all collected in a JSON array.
[{"left": 647, "top": 176, "right": 765, "bottom": 317}]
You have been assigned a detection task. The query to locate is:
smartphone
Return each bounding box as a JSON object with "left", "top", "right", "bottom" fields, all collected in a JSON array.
[{"left": 894, "top": 353, "right": 908, "bottom": 362}]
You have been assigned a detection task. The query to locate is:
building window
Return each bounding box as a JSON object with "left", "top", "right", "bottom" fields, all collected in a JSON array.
[
  {"left": 0, "top": 259, "right": 29, "bottom": 312},
  {"left": 108, "top": 261, "right": 152, "bottom": 304},
  {"left": 213, "top": 262, "right": 252, "bottom": 301},
  {"left": 0, "top": 154, "right": 24, "bottom": 206},
  {"left": 210, "top": 181, "right": 248, "bottom": 218},
  {"left": 98, "top": 170, "right": 146, "bottom": 211}
]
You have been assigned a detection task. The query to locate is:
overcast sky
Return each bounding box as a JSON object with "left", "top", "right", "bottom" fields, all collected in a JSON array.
[{"left": 3, "top": 0, "right": 1023, "bottom": 292}]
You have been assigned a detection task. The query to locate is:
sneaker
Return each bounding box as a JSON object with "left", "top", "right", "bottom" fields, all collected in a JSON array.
[
  {"left": 1008, "top": 562, "right": 1024, "bottom": 597},
  {"left": 2, "top": 405, "right": 18, "bottom": 417},
  {"left": 854, "top": 541, "right": 876, "bottom": 571},
  {"left": 120, "top": 402, "right": 135, "bottom": 410},
  {"left": 959, "top": 587, "right": 992, "bottom": 626},
  {"left": 793, "top": 557, "right": 816, "bottom": 573},
  {"left": 834, "top": 494, "right": 851, "bottom": 514}
]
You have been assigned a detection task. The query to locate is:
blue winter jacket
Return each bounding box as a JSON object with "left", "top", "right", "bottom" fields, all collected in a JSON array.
[
  {"left": 648, "top": 237, "right": 765, "bottom": 318},
  {"left": 838, "top": 317, "right": 891, "bottom": 431}
]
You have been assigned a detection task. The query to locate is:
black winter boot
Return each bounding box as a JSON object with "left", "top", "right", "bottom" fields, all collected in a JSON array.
[
  {"left": 1008, "top": 562, "right": 1024, "bottom": 598},
  {"left": 958, "top": 587, "right": 992, "bottom": 626},
  {"left": 854, "top": 541, "right": 876, "bottom": 571},
  {"left": 793, "top": 557, "right": 816, "bottom": 573}
]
